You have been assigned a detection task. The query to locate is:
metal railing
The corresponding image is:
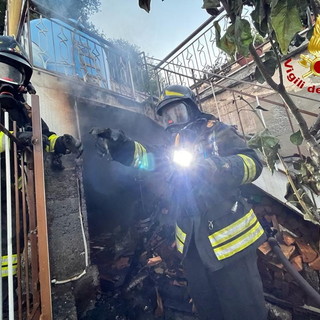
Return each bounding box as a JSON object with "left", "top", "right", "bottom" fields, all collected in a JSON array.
[
  {"left": 17, "top": 4, "right": 150, "bottom": 101},
  {"left": 0, "top": 97, "right": 52, "bottom": 320},
  {"left": 148, "top": 7, "right": 254, "bottom": 93}
]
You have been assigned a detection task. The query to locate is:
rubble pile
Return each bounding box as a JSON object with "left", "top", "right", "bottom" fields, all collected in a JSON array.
[
  {"left": 83, "top": 216, "right": 199, "bottom": 320},
  {"left": 252, "top": 190, "right": 320, "bottom": 319},
  {"left": 82, "top": 186, "right": 320, "bottom": 319}
]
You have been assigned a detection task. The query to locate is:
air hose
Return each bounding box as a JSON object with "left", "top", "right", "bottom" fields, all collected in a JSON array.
[{"left": 268, "top": 237, "right": 320, "bottom": 307}]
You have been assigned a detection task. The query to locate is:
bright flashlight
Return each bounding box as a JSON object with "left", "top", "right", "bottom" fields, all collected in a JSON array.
[{"left": 173, "top": 149, "right": 194, "bottom": 168}]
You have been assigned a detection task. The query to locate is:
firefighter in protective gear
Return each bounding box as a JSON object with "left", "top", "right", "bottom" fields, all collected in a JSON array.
[
  {"left": 90, "top": 84, "right": 268, "bottom": 320},
  {"left": 0, "top": 36, "right": 83, "bottom": 169}
]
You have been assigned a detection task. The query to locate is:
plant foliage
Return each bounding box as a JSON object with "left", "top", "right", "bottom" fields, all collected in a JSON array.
[
  {"left": 248, "top": 129, "right": 280, "bottom": 173},
  {"left": 108, "top": 39, "right": 158, "bottom": 94}
]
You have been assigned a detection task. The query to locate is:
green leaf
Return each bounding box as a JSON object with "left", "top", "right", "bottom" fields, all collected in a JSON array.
[
  {"left": 292, "top": 160, "right": 302, "bottom": 171},
  {"left": 217, "top": 23, "right": 237, "bottom": 56},
  {"left": 254, "top": 67, "right": 265, "bottom": 84},
  {"left": 251, "top": 0, "right": 269, "bottom": 36},
  {"left": 214, "top": 21, "right": 222, "bottom": 51},
  {"left": 230, "top": 0, "right": 243, "bottom": 13},
  {"left": 254, "top": 50, "right": 278, "bottom": 83},
  {"left": 139, "top": 0, "right": 151, "bottom": 12},
  {"left": 290, "top": 130, "right": 303, "bottom": 145},
  {"left": 296, "top": 0, "right": 309, "bottom": 27},
  {"left": 248, "top": 129, "right": 280, "bottom": 173},
  {"left": 202, "top": 0, "right": 220, "bottom": 9},
  {"left": 270, "top": 0, "right": 303, "bottom": 54},
  {"left": 234, "top": 18, "right": 253, "bottom": 57}
]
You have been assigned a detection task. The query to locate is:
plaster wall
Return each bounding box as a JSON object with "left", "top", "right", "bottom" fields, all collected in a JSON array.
[{"left": 201, "top": 48, "right": 319, "bottom": 157}]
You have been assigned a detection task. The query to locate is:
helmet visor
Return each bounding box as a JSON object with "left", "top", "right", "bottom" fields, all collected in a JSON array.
[
  {"left": 162, "top": 102, "right": 190, "bottom": 128},
  {"left": 0, "top": 37, "right": 29, "bottom": 58},
  {"left": 0, "top": 62, "right": 24, "bottom": 85}
]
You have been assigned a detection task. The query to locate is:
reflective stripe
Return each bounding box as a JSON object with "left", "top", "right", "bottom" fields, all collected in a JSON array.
[
  {"left": 175, "top": 224, "right": 186, "bottom": 243},
  {"left": 164, "top": 90, "right": 184, "bottom": 97},
  {"left": 1, "top": 254, "right": 18, "bottom": 266},
  {"left": 209, "top": 209, "right": 257, "bottom": 247},
  {"left": 213, "top": 222, "right": 265, "bottom": 260},
  {"left": 46, "top": 134, "right": 59, "bottom": 152},
  {"left": 174, "top": 133, "right": 180, "bottom": 147},
  {"left": 175, "top": 224, "right": 186, "bottom": 254},
  {"left": 18, "top": 176, "right": 23, "bottom": 190},
  {"left": 2, "top": 265, "right": 17, "bottom": 277},
  {"left": 237, "top": 154, "right": 256, "bottom": 184},
  {"left": 132, "top": 142, "right": 149, "bottom": 169},
  {"left": 0, "top": 131, "right": 5, "bottom": 153},
  {"left": 175, "top": 237, "right": 184, "bottom": 253}
]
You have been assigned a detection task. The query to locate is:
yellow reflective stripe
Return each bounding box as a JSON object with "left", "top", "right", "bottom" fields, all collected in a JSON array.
[
  {"left": 0, "top": 131, "right": 5, "bottom": 153},
  {"left": 174, "top": 133, "right": 180, "bottom": 147},
  {"left": 175, "top": 237, "right": 184, "bottom": 253},
  {"left": 209, "top": 209, "right": 256, "bottom": 247},
  {"left": 241, "top": 155, "right": 249, "bottom": 184},
  {"left": 175, "top": 224, "right": 186, "bottom": 243},
  {"left": 1, "top": 254, "right": 18, "bottom": 266},
  {"left": 164, "top": 90, "right": 185, "bottom": 97},
  {"left": 213, "top": 222, "right": 265, "bottom": 260},
  {"left": 18, "top": 176, "right": 23, "bottom": 190},
  {"left": 237, "top": 154, "right": 256, "bottom": 184},
  {"left": 46, "top": 134, "right": 59, "bottom": 152},
  {"left": 132, "top": 142, "right": 149, "bottom": 169},
  {"left": 2, "top": 265, "right": 17, "bottom": 277},
  {"left": 0, "top": 131, "right": 14, "bottom": 153}
]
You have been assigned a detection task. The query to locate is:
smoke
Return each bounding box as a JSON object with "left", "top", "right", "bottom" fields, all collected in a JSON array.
[
  {"left": 32, "top": 0, "right": 101, "bottom": 24},
  {"left": 77, "top": 97, "right": 169, "bottom": 236}
]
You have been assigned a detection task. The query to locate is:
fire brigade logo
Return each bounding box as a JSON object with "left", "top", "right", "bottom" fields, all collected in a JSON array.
[{"left": 299, "top": 16, "right": 320, "bottom": 78}]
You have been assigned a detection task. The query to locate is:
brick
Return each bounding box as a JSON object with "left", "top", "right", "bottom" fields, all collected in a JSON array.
[
  {"left": 279, "top": 244, "right": 296, "bottom": 260},
  {"left": 296, "top": 239, "right": 318, "bottom": 263},
  {"left": 258, "top": 241, "right": 272, "bottom": 255},
  {"left": 309, "top": 255, "right": 320, "bottom": 270},
  {"left": 282, "top": 231, "right": 296, "bottom": 246},
  {"left": 290, "top": 255, "right": 303, "bottom": 272},
  {"left": 147, "top": 256, "right": 162, "bottom": 266}
]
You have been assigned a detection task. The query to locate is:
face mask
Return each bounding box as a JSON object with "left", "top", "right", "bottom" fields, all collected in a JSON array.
[
  {"left": 162, "top": 102, "right": 190, "bottom": 129},
  {"left": 0, "top": 83, "right": 30, "bottom": 126},
  {"left": 0, "top": 62, "right": 25, "bottom": 86}
]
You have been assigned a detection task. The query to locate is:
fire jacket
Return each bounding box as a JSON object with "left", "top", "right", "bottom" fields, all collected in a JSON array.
[
  {"left": 110, "top": 119, "right": 266, "bottom": 271},
  {"left": 0, "top": 130, "right": 63, "bottom": 154}
]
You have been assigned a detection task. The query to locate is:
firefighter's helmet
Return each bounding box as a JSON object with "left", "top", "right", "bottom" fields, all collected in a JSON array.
[
  {"left": 156, "top": 85, "right": 200, "bottom": 129},
  {"left": 0, "top": 36, "right": 33, "bottom": 87}
]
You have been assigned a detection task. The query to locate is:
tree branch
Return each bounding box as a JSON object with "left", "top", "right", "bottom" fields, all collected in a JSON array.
[
  {"left": 220, "top": 0, "right": 235, "bottom": 24},
  {"left": 310, "top": 114, "right": 320, "bottom": 136},
  {"left": 268, "top": 31, "right": 284, "bottom": 87},
  {"left": 277, "top": 84, "right": 320, "bottom": 160},
  {"left": 249, "top": 44, "right": 320, "bottom": 164},
  {"left": 239, "top": 96, "right": 266, "bottom": 128},
  {"left": 249, "top": 43, "right": 279, "bottom": 92}
]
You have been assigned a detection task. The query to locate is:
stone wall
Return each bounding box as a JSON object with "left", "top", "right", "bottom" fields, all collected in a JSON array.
[
  {"left": 45, "top": 154, "right": 99, "bottom": 319},
  {"left": 199, "top": 48, "right": 319, "bottom": 157}
]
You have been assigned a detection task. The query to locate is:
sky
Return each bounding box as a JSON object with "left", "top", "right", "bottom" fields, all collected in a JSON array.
[{"left": 90, "top": 0, "right": 210, "bottom": 59}]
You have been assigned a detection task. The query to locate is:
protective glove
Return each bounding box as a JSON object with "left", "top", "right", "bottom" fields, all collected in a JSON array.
[
  {"left": 16, "top": 131, "right": 49, "bottom": 149},
  {"left": 89, "top": 127, "right": 132, "bottom": 161},
  {"left": 54, "top": 134, "right": 83, "bottom": 157}
]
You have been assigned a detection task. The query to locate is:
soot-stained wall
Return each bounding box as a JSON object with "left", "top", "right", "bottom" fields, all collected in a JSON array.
[{"left": 77, "top": 101, "right": 169, "bottom": 238}]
